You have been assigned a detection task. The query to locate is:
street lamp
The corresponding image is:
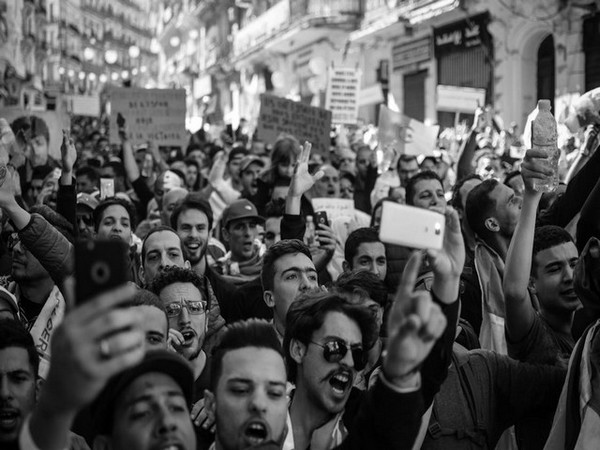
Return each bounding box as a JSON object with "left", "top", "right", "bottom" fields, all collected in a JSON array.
[
  {"left": 170, "top": 36, "right": 180, "bottom": 47},
  {"left": 128, "top": 45, "right": 140, "bottom": 59},
  {"left": 111, "top": 72, "right": 119, "bottom": 81},
  {"left": 99, "top": 74, "right": 108, "bottom": 83},
  {"left": 105, "top": 49, "right": 118, "bottom": 65},
  {"left": 121, "top": 70, "right": 129, "bottom": 79},
  {"left": 83, "top": 47, "right": 95, "bottom": 61},
  {"left": 88, "top": 73, "right": 97, "bottom": 81}
]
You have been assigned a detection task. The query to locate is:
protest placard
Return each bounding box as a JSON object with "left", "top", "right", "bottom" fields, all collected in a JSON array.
[
  {"left": 108, "top": 88, "right": 186, "bottom": 148},
  {"left": 378, "top": 105, "right": 439, "bottom": 157},
  {"left": 325, "top": 67, "right": 361, "bottom": 125},
  {"left": 312, "top": 198, "right": 355, "bottom": 221},
  {"left": 436, "top": 85, "right": 486, "bottom": 114},
  {"left": 0, "top": 108, "right": 70, "bottom": 162},
  {"left": 257, "top": 94, "right": 332, "bottom": 155}
]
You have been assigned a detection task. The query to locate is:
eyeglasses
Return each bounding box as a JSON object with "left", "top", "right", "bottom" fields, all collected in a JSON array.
[
  {"left": 7, "top": 233, "right": 20, "bottom": 251},
  {"left": 310, "top": 338, "right": 366, "bottom": 371},
  {"left": 77, "top": 213, "right": 94, "bottom": 227},
  {"left": 165, "top": 300, "right": 207, "bottom": 318}
]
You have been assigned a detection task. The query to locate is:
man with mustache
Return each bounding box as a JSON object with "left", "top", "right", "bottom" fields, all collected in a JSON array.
[
  {"left": 239, "top": 155, "right": 265, "bottom": 199},
  {"left": 149, "top": 266, "right": 211, "bottom": 403}
]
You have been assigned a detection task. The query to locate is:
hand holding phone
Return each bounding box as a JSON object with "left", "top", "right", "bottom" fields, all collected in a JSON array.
[
  {"left": 100, "top": 178, "right": 115, "bottom": 199},
  {"left": 314, "top": 211, "right": 329, "bottom": 228},
  {"left": 75, "top": 239, "right": 129, "bottom": 305},
  {"left": 379, "top": 202, "right": 445, "bottom": 251}
]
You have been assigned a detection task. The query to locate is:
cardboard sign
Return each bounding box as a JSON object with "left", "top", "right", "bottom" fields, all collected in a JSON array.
[
  {"left": 65, "top": 95, "right": 101, "bottom": 117},
  {"left": 312, "top": 198, "right": 355, "bottom": 221},
  {"left": 0, "top": 109, "right": 70, "bottom": 162},
  {"left": 257, "top": 94, "right": 332, "bottom": 155},
  {"left": 358, "top": 84, "right": 384, "bottom": 107},
  {"left": 437, "top": 85, "right": 486, "bottom": 113},
  {"left": 325, "top": 67, "right": 361, "bottom": 125},
  {"left": 378, "top": 105, "right": 438, "bottom": 157},
  {"left": 108, "top": 88, "right": 186, "bottom": 148}
]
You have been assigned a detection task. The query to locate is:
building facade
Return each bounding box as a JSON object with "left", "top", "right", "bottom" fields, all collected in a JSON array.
[
  {"left": 157, "top": 0, "right": 599, "bottom": 134},
  {"left": 0, "top": 0, "right": 160, "bottom": 110}
]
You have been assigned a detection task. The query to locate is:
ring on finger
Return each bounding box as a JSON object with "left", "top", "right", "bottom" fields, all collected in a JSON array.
[{"left": 99, "top": 338, "right": 111, "bottom": 359}]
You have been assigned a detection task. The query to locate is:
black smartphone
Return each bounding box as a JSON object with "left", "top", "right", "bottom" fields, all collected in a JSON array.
[
  {"left": 314, "top": 211, "right": 329, "bottom": 228},
  {"left": 75, "top": 239, "right": 129, "bottom": 304},
  {"left": 117, "top": 112, "right": 126, "bottom": 129}
]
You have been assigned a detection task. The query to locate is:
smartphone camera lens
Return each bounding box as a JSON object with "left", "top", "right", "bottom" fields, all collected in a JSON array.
[{"left": 90, "top": 261, "right": 111, "bottom": 285}]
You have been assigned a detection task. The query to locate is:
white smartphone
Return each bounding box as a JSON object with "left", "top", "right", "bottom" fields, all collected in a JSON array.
[
  {"left": 379, "top": 202, "right": 445, "bottom": 250},
  {"left": 100, "top": 178, "right": 115, "bottom": 200}
]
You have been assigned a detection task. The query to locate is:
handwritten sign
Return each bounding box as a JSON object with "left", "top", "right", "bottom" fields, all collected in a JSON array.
[
  {"left": 312, "top": 198, "right": 355, "bottom": 221},
  {"left": 257, "top": 94, "right": 332, "bottom": 155},
  {"left": 325, "top": 67, "right": 361, "bottom": 125},
  {"left": 108, "top": 88, "right": 186, "bottom": 148},
  {"left": 378, "top": 105, "right": 439, "bottom": 157}
]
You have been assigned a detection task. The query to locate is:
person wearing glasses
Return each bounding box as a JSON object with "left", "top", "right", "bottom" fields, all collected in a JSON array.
[
  {"left": 75, "top": 192, "right": 98, "bottom": 239},
  {"left": 148, "top": 266, "right": 210, "bottom": 403}
]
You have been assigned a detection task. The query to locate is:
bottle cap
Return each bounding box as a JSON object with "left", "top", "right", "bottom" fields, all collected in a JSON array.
[{"left": 538, "top": 99, "right": 551, "bottom": 110}]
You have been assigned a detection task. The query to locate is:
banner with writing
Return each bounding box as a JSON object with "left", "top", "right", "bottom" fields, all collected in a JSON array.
[
  {"left": 257, "top": 94, "right": 332, "bottom": 155},
  {"left": 378, "top": 105, "right": 439, "bottom": 157},
  {"left": 325, "top": 67, "right": 361, "bottom": 125},
  {"left": 108, "top": 88, "right": 186, "bottom": 148},
  {"left": 312, "top": 198, "right": 355, "bottom": 221}
]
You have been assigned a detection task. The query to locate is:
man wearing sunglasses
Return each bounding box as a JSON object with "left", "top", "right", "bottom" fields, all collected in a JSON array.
[
  {"left": 75, "top": 193, "right": 98, "bottom": 239},
  {"left": 149, "top": 266, "right": 211, "bottom": 404}
]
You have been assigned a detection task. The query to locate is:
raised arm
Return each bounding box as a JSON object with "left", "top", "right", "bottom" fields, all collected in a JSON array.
[
  {"left": 57, "top": 130, "right": 77, "bottom": 233},
  {"left": 503, "top": 149, "right": 548, "bottom": 342},
  {"left": 120, "top": 129, "right": 141, "bottom": 183}
]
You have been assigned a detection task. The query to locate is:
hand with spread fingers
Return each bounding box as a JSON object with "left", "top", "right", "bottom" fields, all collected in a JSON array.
[
  {"left": 191, "top": 398, "right": 216, "bottom": 433},
  {"left": 382, "top": 251, "right": 447, "bottom": 388},
  {"left": 288, "top": 141, "right": 324, "bottom": 198}
]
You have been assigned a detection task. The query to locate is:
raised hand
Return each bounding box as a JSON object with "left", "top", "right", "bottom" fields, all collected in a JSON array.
[
  {"left": 427, "top": 206, "right": 465, "bottom": 279},
  {"left": 288, "top": 142, "right": 324, "bottom": 198},
  {"left": 207, "top": 151, "right": 227, "bottom": 188},
  {"left": 60, "top": 129, "right": 77, "bottom": 173},
  {"left": 40, "top": 283, "right": 144, "bottom": 414},
  {"left": 191, "top": 398, "right": 216, "bottom": 432},
  {"left": 383, "top": 251, "right": 447, "bottom": 386},
  {"left": 521, "top": 148, "right": 554, "bottom": 194}
]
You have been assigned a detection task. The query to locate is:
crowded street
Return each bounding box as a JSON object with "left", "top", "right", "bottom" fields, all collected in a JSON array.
[{"left": 1, "top": 0, "right": 600, "bottom": 449}]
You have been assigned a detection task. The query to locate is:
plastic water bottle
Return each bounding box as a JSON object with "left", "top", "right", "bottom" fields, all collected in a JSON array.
[
  {"left": 531, "top": 100, "right": 559, "bottom": 192},
  {"left": 305, "top": 216, "right": 316, "bottom": 247}
]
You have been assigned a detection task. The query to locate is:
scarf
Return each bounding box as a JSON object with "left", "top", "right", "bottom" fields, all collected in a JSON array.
[
  {"left": 474, "top": 240, "right": 508, "bottom": 354},
  {"left": 544, "top": 321, "right": 600, "bottom": 450},
  {"left": 15, "top": 282, "right": 65, "bottom": 380},
  {"left": 216, "top": 249, "right": 263, "bottom": 281}
]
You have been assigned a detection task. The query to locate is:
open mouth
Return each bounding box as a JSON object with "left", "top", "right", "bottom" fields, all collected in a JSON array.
[
  {"left": 157, "top": 443, "right": 185, "bottom": 450},
  {"left": 180, "top": 329, "right": 196, "bottom": 345},
  {"left": 243, "top": 420, "right": 270, "bottom": 446},
  {"left": 0, "top": 409, "right": 19, "bottom": 430},
  {"left": 328, "top": 371, "right": 351, "bottom": 396},
  {"left": 185, "top": 242, "right": 200, "bottom": 251}
]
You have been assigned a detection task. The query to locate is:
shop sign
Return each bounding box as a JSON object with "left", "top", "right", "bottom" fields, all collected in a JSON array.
[
  {"left": 433, "top": 13, "right": 491, "bottom": 56},
  {"left": 392, "top": 36, "right": 431, "bottom": 71}
]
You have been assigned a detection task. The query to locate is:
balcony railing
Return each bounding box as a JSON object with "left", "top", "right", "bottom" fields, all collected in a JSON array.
[
  {"left": 290, "top": 0, "right": 361, "bottom": 21},
  {"left": 234, "top": 0, "right": 361, "bottom": 57}
]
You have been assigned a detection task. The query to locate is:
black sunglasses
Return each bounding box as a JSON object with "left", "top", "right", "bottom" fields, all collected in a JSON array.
[{"left": 310, "top": 339, "right": 366, "bottom": 371}]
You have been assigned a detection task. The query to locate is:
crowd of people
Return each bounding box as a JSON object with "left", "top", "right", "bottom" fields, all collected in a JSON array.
[{"left": 0, "top": 97, "right": 600, "bottom": 450}]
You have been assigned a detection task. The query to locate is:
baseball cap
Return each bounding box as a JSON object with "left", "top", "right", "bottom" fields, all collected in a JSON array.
[
  {"left": 221, "top": 199, "right": 264, "bottom": 229},
  {"left": 239, "top": 155, "right": 265, "bottom": 174},
  {"left": 92, "top": 350, "right": 194, "bottom": 434},
  {"left": 228, "top": 146, "right": 248, "bottom": 164},
  {"left": 77, "top": 192, "right": 99, "bottom": 211}
]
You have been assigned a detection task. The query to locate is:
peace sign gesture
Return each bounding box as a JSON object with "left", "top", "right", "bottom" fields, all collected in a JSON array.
[
  {"left": 288, "top": 141, "right": 324, "bottom": 198},
  {"left": 382, "top": 251, "right": 447, "bottom": 386}
]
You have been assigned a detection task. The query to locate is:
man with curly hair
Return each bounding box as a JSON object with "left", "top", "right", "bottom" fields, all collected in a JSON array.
[{"left": 149, "top": 266, "right": 211, "bottom": 403}]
